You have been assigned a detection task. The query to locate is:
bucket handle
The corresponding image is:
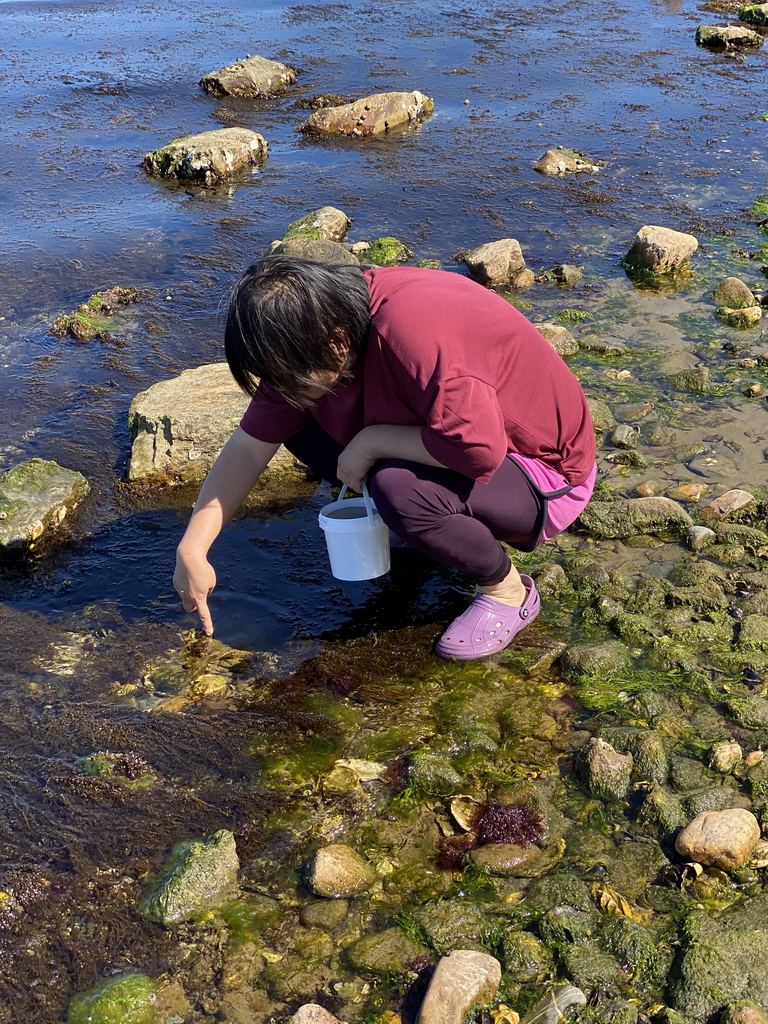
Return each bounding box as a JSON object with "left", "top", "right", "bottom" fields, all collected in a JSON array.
[{"left": 337, "top": 482, "right": 376, "bottom": 525}]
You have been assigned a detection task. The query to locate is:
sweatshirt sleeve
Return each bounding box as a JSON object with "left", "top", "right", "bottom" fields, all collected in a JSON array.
[
  {"left": 239, "top": 383, "right": 310, "bottom": 442},
  {"left": 420, "top": 375, "right": 508, "bottom": 483}
]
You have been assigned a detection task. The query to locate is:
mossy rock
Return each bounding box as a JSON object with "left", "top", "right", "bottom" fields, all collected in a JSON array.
[
  {"left": 141, "top": 829, "right": 239, "bottom": 925},
  {"left": 67, "top": 974, "right": 157, "bottom": 1024},
  {"left": 51, "top": 286, "right": 140, "bottom": 340},
  {"left": 639, "top": 784, "right": 687, "bottom": 837},
  {"left": 538, "top": 902, "right": 601, "bottom": 946},
  {"left": 738, "top": 615, "right": 768, "bottom": 651},
  {"left": 281, "top": 206, "right": 350, "bottom": 243},
  {"left": 345, "top": 926, "right": 431, "bottom": 974},
  {"left": 667, "top": 366, "right": 711, "bottom": 395},
  {"left": 587, "top": 398, "right": 616, "bottom": 434},
  {"left": 562, "top": 640, "right": 631, "bottom": 680},
  {"left": 671, "top": 895, "right": 768, "bottom": 1020},
  {"left": 364, "top": 236, "right": 414, "bottom": 266},
  {"left": 576, "top": 497, "right": 693, "bottom": 540},
  {"left": 725, "top": 695, "right": 768, "bottom": 729},
  {"left": 559, "top": 941, "right": 624, "bottom": 990},
  {"left": 408, "top": 750, "right": 464, "bottom": 795},
  {"left": 412, "top": 899, "right": 500, "bottom": 953},
  {"left": 0, "top": 458, "right": 90, "bottom": 558},
  {"left": 501, "top": 930, "right": 556, "bottom": 980},
  {"left": 76, "top": 751, "right": 156, "bottom": 790},
  {"left": 600, "top": 916, "right": 661, "bottom": 980}
]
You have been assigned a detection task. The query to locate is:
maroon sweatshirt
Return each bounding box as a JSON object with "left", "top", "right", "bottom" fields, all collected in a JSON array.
[{"left": 240, "top": 266, "right": 595, "bottom": 486}]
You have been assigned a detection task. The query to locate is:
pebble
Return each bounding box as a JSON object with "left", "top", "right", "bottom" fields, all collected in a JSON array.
[
  {"left": 610, "top": 424, "right": 639, "bottom": 449},
  {"left": 710, "top": 740, "right": 742, "bottom": 773},
  {"left": 699, "top": 489, "right": 756, "bottom": 521},
  {"left": 521, "top": 985, "right": 587, "bottom": 1024},
  {"left": 309, "top": 844, "right": 376, "bottom": 898},
  {"left": 675, "top": 808, "right": 761, "bottom": 870},
  {"left": 635, "top": 481, "right": 660, "bottom": 497},
  {"left": 287, "top": 1006, "right": 342, "bottom": 1024},
  {"left": 687, "top": 526, "right": 716, "bottom": 551},
  {"left": 417, "top": 950, "right": 501, "bottom": 1024},
  {"left": 668, "top": 482, "right": 708, "bottom": 503},
  {"left": 746, "top": 750, "right": 765, "bottom": 767}
]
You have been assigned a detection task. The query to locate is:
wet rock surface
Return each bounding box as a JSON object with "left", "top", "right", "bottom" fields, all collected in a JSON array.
[
  {"left": 0, "top": 458, "right": 90, "bottom": 558},
  {"left": 696, "top": 24, "right": 764, "bottom": 46},
  {"left": 142, "top": 127, "right": 268, "bottom": 183},
  {"left": 675, "top": 809, "right": 761, "bottom": 869},
  {"left": 141, "top": 829, "right": 239, "bottom": 925},
  {"left": 622, "top": 224, "right": 699, "bottom": 274},
  {"left": 416, "top": 949, "right": 501, "bottom": 1024},
  {"left": 199, "top": 54, "right": 297, "bottom": 98},
  {"left": 461, "top": 238, "right": 533, "bottom": 288},
  {"left": 300, "top": 90, "right": 434, "bottom": 137},
  {"left": 128, "top": 362, "right": 299, "bottom": 485},
  {"left": 309, "top": 844, "right": 376, "bottom": 898},
  {"left": 534, "top": 147, "right": 603, "bottom": 175}
]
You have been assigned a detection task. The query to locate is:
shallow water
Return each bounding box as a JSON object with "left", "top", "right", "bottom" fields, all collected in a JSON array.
[{"left": 3, "top": 0, "right": 768, "bottom": 1018}]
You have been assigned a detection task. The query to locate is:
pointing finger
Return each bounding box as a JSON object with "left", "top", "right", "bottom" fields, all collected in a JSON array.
[{"left": 195, "top": 594, "right": 214, "bottom": 636}]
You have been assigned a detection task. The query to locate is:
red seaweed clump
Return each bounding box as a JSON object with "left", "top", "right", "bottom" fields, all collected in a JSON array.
[
  {"left": 437, "top": 833, "right": 477, "bottom": 869},
  {"left": 437, "top": 800, "right": 545, "bottom": 869},
  {"left": 476, "top": 800, "right": 544, "bottom": 847}
]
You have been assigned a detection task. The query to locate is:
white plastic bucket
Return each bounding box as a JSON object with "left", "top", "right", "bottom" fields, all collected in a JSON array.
[{"left": 318, "top": 483, "right": 390, "bottom": 581}]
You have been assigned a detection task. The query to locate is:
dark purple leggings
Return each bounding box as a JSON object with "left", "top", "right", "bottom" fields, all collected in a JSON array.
[{"left": 285, "top": 420, "right": 544, "bottom": 586}]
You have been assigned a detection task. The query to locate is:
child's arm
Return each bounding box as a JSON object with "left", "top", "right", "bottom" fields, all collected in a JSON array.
[{"left": 173, "top": 427, "right": 280, "bottom": 635}]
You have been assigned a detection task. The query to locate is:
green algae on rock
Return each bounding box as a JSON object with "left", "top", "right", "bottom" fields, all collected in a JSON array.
[
  {"left": 77, "top": 751, "right": 157, "bottom": 789},
  {"left": 361, "top": 236, "right": 414, "bottom": 266},
  {"left": 576, "top": 496, "right": 693, "bottom": 539},
  {"left": 281, "top": 206, "right": 351, "bottom": 243},
  {"left": 267, "top": 236, "right": 359, "bottom": 264},
  {"left": 141, "top": 829, "right": 239, "bottom": 926},
  {"left": 0, "top": 458, "right": 90, "bottom": 558},
  {"left": 51, "top": 286, "right": 140, "bottom": 341},
  {"left": 142, "top": 128, "right": 268, "bottom": 183},
  {"left": 67, "top": 974, "right": 157, "bottom": 1024}
]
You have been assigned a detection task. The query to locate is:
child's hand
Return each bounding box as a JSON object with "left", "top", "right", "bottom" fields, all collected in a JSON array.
[{"left": 174, "top": 549, "right": 216, "bottom": 636}]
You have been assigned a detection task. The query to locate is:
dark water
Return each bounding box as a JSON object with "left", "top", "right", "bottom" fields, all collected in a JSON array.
[{"left": 3, "top": 0, "right": 768, "bottom": 1018}]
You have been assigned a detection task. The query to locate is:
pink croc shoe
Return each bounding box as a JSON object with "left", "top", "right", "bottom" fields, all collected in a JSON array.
[{"left": 435, "top": 574, "right": 541, "bottom": 660}]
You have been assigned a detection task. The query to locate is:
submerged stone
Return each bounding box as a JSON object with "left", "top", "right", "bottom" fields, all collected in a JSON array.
[
  {"left": 587, "top": 397, "right": 615, "bottom": 434},
  {"left": 309, "top": 844, "right": 376, "bottom": 898},
  {"left": 501, "top": 931, "right": 555, "bottom": 981},
  {"left": 414, "top": 899, "right": 499, "bottom": 952},
  {"left": 287, "top": 1007, "right": 342, "bottom": 1024},
  {"left": 128, "top": 362, "right": 299, "bottom": 485},
  {"left": 601, "top": 916, "right": 660, "bottom": 979},
  {"left": 622, "top": 225, "right": 698, "bottom": 274},
  {"left": 717, "top": 305, "right": 762, "bottom": 328},
  {"left": 199, "top": 54, "right": 297, "bottom": 98},
  {"left": 725, "top": 695, "right": 768, "bottom": 729},
  {"left": 576, "top": 738, "right": 633, "bottom": 802},
  {"left": 409, "top": 750, "right": 464, "bottom": 795},
  {"left": 520, "top": 985, "right": 587, "bottom": 1024},
  {"left": 141, "top": 829, "right": 239, "bottom": 926},
  {"left": 67, "top": 973, "right": 158, "bottom": 1024},
  {"left": 611, "top": 424, "right": 640, "bottom": 449},
  {"left": 559, "top": 942, "right": 624, "bottom": 989},
  {"left": 676, "top": 809, "right": 761, "bottom": 870},
  {"left": 300, "top": 90, "right": 434, "bottom": 137},
  {"left": 668, "top": 366, "right": 711, "bottom": 395},
  {"left": 346, "top": 926, "right": 431, "bottom": 974},
  {"left": 713, "top": 277, "right": 758, "bottom": 309},
  {"left": 417, "top": 950, "right": 500, "bottom": 1024},
  {"left": 549, "top": 263, "right": 583, "bottom": 286},
  {"left": 468, "top": 838, "right": 565, "bottom": 876},
  {"left": 281, "top": 206, "right": 351, "bottom": 243},
  {"left": 671, "top": 894, "right": 768, "bottom": 1020},
  {"left": 0, "top": 458, "right": 90, "bottom": 559},
  {"left": 142, "top": 127, "right": 267, "bottom": 183},
  {"left": 641, "top": 784, "right": 687, "bottom": 837},
  {"left": 534, "top": 147, "right": 603, "bottom": 175},
  {"left": 51, "top": 286, "right": 140, "bottom": 341}
]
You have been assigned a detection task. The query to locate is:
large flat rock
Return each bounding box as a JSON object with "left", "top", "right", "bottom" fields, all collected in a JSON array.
[
  {"left": 128, "top": 362, "right": 299, "bottom": 485},
  {"left": 142, "top": 128, "right": 267, "bottom": 183},
  {"left": 0, "top": 458, "right": 90, "bottom": 558},
  {"left": 300, "top": 90, "right": 434, "bottom": 137},
  {"left": 199, "top": 54, "right": 297, "bottom": 97}
]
